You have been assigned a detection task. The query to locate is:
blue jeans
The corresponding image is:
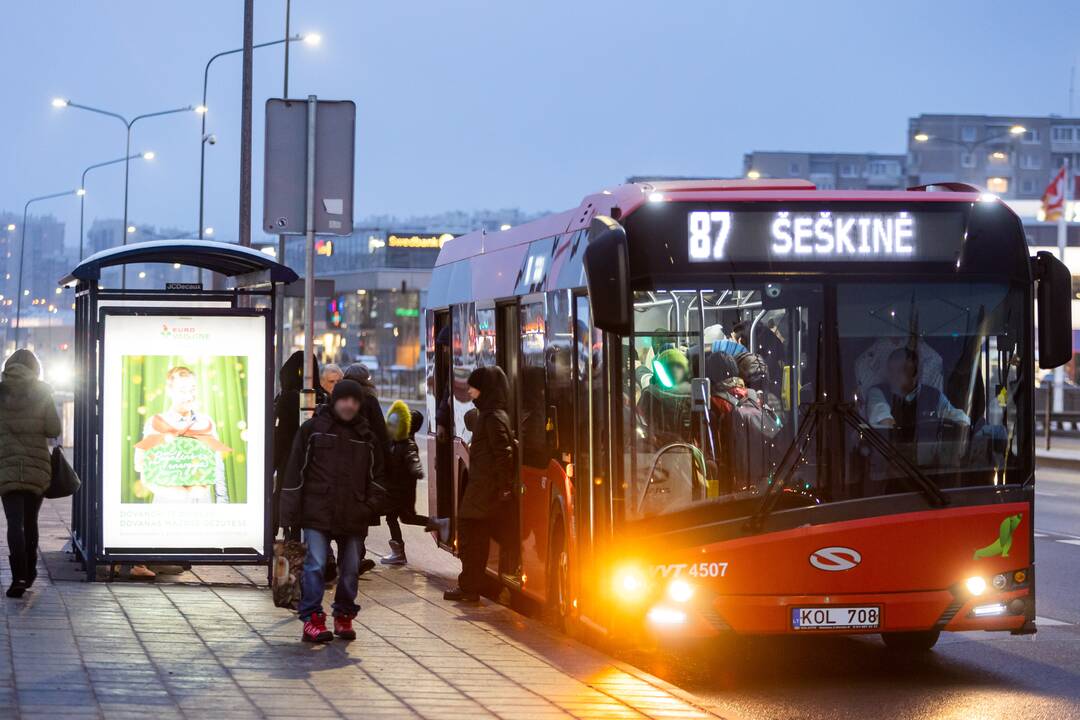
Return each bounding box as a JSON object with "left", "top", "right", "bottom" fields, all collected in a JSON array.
[{"left": 298, "top": 529, "right": 364, "bottom": 621}]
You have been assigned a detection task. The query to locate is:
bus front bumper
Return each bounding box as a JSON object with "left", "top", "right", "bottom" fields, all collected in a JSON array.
[{"left": 640, "top": 587, "right": 1033, "bottom": 639}]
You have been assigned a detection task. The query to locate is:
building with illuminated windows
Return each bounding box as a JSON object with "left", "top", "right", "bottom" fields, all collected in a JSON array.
[{"left": 740, "top": 151, "right": 907, "bottom": 190}]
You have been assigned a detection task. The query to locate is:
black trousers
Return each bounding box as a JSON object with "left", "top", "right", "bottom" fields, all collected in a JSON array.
[
  {"left": 2, "top": 491, "right": 43, "bottom": 567},
  {"left": 457, "top": 517, "right": 494, "bottom": 595},
  {"left": 386, "top": 510, "right": 431, "bottom": 544}
]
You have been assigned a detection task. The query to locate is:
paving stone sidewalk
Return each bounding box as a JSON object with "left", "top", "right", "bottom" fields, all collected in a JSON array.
[{"left": 0, "top": 499, "right": 719, "bottom": 720}]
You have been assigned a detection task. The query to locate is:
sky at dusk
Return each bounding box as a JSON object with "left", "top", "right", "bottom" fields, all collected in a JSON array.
[{"left": 2, "top": 0, "right": 1080, "bottom": 247}]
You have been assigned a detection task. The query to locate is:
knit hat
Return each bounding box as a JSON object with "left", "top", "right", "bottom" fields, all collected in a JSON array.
[{"left": 331, "top": 379, "right": 365, "bottom": 404}]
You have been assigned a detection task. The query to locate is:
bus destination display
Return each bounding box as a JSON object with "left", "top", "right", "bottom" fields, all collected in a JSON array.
[{"left": 680, "top": 207, "right": 968, "bottom": 264}]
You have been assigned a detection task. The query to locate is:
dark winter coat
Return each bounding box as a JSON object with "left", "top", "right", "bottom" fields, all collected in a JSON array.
[
  {"left": 279, "top": 403, "right": 389, "bottom": 537},
  {"left": 385, "top": 402, "right": 424, "bottom": 514},
  {"left": 461, "top": 366, "right": 514, "bottom": 520},
  {"left": 0, "top": 350, "right": 62, "bottom": 497},
  {"left": 272, "top": 351, "right": 324, "bottom": 476}
]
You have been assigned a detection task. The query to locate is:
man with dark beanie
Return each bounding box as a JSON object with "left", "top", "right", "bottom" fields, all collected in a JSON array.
[{"left": 280, "top": 379, "right": 388, "bottom": 642}]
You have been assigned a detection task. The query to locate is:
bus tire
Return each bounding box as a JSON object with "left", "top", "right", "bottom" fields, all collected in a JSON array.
[
  {"left": 546, "top": 516, "right": 574, "bottom": 636},
  {"left": 880, "top": 630, "right": 940, "bottom": 652}
]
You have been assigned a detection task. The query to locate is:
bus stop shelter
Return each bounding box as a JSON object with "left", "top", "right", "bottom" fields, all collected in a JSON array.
[{"left": 60, "top": 240, "right": 298, "bottom": 581}]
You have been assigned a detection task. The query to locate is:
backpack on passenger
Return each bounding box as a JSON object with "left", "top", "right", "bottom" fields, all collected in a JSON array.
[{"left": 711, "top": 386, "right": 782, "bottom": 493}]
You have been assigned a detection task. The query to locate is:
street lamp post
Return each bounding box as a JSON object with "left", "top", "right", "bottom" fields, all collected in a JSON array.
[
  {"left": 913, "top": 124, "right": 1028, "bottom": 190},
  {"left": 197, "top": 33, "right": 317, "bottom": 240},
  {"left": 52, "top": 99, "right": 195, "bottom": 287},
  {"left": 15, "top": 189, "right": 78, "bottom": 348},
  {"left": 79, "top": 151, "right": 154, "bottom": 261}
]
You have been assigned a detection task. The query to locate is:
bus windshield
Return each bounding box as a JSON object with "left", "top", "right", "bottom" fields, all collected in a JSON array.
[{"left": 622, "top": 280, "right": 1028, "bottom": 523}]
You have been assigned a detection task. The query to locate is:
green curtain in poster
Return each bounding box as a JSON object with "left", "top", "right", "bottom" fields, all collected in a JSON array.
[{"left": 120, "top": 354, "right": 249, "bottom": 504}]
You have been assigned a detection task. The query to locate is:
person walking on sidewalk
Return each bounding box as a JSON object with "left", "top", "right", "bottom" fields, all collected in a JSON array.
[
  {"left": 280, "top": 379, "right": 389, "bottom": 642},
  {"left": 381, "top": 404, "right": 439, "bottom": 566},
  {"left": 444, "top": 366, "right": 514, "bottom": 603},
  {"left": 0, "top": 349, "right": 61, "bottom": 598}
]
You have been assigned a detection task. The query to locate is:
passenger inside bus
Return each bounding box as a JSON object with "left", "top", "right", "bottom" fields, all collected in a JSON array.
[
  {"left": 864, "top": 347, "right": 971, "bottom": 437},
  {"left": 636, "top": 348, "right": 692, "bottom": 450}
]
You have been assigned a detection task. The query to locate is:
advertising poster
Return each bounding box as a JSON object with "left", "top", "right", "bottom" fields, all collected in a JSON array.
[{"left": 101, "top": 313, "right": 267, "bottom": 554}]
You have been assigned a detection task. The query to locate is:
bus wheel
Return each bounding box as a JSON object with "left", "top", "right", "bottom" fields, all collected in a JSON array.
[
  {"left": 880, "top": 630, "right": 940, "bottom": 652},
  {"left": 546, "top": 519, "right": 572, "bottom": 634}
]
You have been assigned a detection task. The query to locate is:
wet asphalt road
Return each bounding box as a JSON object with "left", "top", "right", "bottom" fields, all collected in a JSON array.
[{"left": 624, "top": 467, "right": 1080, "bottom": 720}]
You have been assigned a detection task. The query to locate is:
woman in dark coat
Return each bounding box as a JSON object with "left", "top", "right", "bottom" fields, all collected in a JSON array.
[
  {"left": 0, "top": 350, "right": 61, "bottom": 598},
  {"left": 443, "top": 365, "right": 514, "bottom": 602},
  {"left": 272, "top": 352, "right": 323, "bottom": 539}
]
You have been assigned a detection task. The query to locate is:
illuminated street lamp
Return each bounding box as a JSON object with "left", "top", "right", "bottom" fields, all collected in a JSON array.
[
  {"left": 78, "top": 151, "right": 154, "bottom": 260},
  {"left": 14, "top": 189, "right": 79, "bottom": 346},
  {"left": 913, "top": 124, "right": 1027, "bottom": 149},
  {"left": 747, "top": 169, "right": 762, "bottom": 179},
  {"left": 52, "top": 99, "right": 196, "bottom": 249},
  {"left": 198, "top": 32, "right": 319, "bottom": 239}
]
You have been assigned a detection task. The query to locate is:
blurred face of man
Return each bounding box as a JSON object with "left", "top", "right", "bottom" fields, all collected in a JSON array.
[
  {"left": 168, "top": 373, "right": 198, "bottom": 415},
  {"left": 321, "top": 369, "right": 343, "bottom": 395},
  {"left": 887, "top": 356, "right": 918, "bottom": 396},
  {"left": 334, "top": 396, "right": 360, "bottom": 421}
]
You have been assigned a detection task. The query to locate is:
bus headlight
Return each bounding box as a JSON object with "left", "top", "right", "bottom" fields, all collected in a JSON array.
[
  {"left": 668, "top": 579, "right": 694, "bottom": 603},
  {"left": 965, "top": 576, "right": 987, "bottom": 596},
  {"left": 613, "top": 567, "right": 648, "bottom": 602},
  {"left": 992, "top": 573, "right": 1008, "bottom": 591},
  {"left": 647, "top": 606, "right": 687, "bottom": 625}
]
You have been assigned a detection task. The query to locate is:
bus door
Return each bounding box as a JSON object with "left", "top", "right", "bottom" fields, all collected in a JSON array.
[
  {"left": 573, "top": 294, "right": 608, "bottom": 613},
  {"left": 432, "top": 309, "right": 455, "bottom": 543},
  {"left": 495, "top": 302, "right": 522, "bottom": 580},
  {"left": 519, "top": 297, "right": 553, "bottom": 600}
]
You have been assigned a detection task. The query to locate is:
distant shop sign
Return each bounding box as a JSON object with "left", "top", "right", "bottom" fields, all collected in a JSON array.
[{"left": 386, "top": 232, "right": 455, "bottom": 249}]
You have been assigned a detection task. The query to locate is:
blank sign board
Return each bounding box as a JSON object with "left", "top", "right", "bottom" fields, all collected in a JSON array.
[{"left": 263, "top": 98, "right": 355, "bottom": 236}]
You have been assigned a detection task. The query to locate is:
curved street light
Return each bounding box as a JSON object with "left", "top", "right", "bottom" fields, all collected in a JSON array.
[
  {"left": 78, "top": 151, "right": 154, "bottom": 260},
  {"left": 53, "top": 100, "right": 196, "bottom": 287},
  {"left": 197, "top": 33, "right": 319, "bottom": 239},
  {"left": 14, "top": 189, "right": 79, "bottom": 347}
]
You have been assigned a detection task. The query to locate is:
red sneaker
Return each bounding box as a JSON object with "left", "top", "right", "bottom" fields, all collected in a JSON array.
[
  {"left": 334, "top": 614, "right": 357, "bottom": 640},
  {"left": 302, "top": 611, "right": 333, "bottom": 643}
]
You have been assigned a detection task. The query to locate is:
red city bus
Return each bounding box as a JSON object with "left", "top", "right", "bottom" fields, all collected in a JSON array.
[{"left": 423, "top": 179, "right": 1072, "bottom": 651}]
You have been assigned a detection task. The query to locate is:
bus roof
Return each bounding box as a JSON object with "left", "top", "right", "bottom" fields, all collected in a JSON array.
[{"left": 434, "top": 179, "right": 999, "bottom": 268}]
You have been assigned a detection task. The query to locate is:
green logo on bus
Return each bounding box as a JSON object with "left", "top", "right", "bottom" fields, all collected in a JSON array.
[{"left": 973, "top": 513, "right": 1023, "bottom": 559}]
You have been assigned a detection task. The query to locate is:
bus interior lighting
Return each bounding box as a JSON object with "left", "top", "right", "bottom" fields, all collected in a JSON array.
[
  {"left": 965, "top": 576, "right": 988, "bottom": 596},
  {"left": 972, "top": 603, "right": 1008, "bottom": 617},
  {"left": 647, "top": 607, "right": 688, "bottom": 625}
]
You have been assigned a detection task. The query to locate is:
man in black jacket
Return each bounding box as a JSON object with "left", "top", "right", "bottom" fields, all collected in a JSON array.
[
  {"left": 444, "top": 366, "right": 514, "bottom": 603},
  {"left": 280, "top": 380, "right": 388, "bottom": 643}
]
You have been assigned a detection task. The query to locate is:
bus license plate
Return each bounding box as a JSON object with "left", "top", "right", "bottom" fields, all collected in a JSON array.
[{"left": 791, "top": 606, "right": 880, "bottom": 630}]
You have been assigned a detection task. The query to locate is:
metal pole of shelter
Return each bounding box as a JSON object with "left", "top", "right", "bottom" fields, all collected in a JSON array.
[{"left": 302, "top": 95, "right": 318, "bottom": 409}]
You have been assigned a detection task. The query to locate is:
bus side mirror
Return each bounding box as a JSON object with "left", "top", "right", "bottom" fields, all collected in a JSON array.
[
  {"left": 1035, "top": 250, "right": 1073, "bottom": 369},
  {"left": 583, "top": 216, "right": 632, "bottom": 335}
]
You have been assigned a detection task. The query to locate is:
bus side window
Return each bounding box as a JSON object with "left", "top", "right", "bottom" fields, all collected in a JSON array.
[
  {"left": 546, "top": 290, "right": 574, "bottom": 457},
  {"left": 520, "top": 301, "right": 548, "bottom": 468},
  {"left": 454, "top": 302, "right": 477, "bottom": 443}
]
